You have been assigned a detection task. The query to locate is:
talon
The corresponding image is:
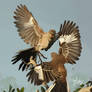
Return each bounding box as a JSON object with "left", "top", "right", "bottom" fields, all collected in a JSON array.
[{"left": 27, "top": 56, "right": 37, "bottom": 66}]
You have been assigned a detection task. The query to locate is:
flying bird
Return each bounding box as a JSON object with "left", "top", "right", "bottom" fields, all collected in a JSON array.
[
  {"left": 26, "top": 21, "right": 82, "bottom": 92},
  {"left": 11, "top": 4, "right": 62, "bottom": 71}
]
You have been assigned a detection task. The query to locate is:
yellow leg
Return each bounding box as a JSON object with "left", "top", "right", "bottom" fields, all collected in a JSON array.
[{"left": 27, "top": 56, "right": 37, "bottom": 66}]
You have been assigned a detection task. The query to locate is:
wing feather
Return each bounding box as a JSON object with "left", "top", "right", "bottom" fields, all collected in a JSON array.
[
  {"left": 59, "top": 21, "right": 82, "bottom": 64},
  {"left": 26, "top": 62, "right": 61, "bottom": 85},
  {"left": 14, "top": 4, "right": 44, "bottom": 47}
]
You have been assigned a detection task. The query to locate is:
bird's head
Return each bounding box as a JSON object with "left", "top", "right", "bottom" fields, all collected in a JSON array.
[
  {"left": 51, "top": 52, "right": 58, "bottom": 58},
  {"left": 49, "top": 29, "right": 56, "bottom": 35}
]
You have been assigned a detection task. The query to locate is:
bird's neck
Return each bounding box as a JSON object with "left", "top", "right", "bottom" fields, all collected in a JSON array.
[{"left": 52, "top": 55, "right": 66, "bottom": 65}]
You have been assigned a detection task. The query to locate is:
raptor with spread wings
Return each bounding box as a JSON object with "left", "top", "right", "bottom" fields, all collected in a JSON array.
[
  {"left": 12, "top": 4, "right": 62, "bottom": 71},
  {"left": 26, "top": 21, "right": 82, "bottom": 92}
]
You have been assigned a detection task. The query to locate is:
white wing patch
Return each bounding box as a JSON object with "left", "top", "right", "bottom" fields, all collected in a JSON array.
[
  {"left": 59, "top": 33, "right": 77, "bottom": 44},
  {"left": 34, "top": 65, "right": 44, "bottom": 80},
  {"left": 24, "top": 16, "right": 34, "bottom": 28}
]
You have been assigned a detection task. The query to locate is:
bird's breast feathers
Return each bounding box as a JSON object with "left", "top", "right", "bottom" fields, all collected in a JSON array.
[{"left": 36, "top": 32, "right": 53, "bottom": 51}]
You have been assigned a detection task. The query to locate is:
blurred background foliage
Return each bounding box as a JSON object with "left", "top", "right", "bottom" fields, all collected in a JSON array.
[
  {"left": 74, "top": 80, "right": 92, "bottom": 92},
  {"left": 3, "top": 85, "right": 24, "bottom": 92},
  {"left": 2, "top": 85, "right": 46, "bottom": 92},
  {"left": 2, "top": 80, "right": 92, "bottom": 92}
]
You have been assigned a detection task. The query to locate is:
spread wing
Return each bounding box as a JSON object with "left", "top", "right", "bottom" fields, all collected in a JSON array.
[
  {"left": 41, "top": 62, "right": 60, "bottom": 83},
  {"left": 14, "top": 4, "right": 44, "bottom": 47},
  {"left": 59, "top": 21, "right": 82, "bottom": 64},
  {"left": 26, "top": 62, "right": 61, "bottom": 85}
]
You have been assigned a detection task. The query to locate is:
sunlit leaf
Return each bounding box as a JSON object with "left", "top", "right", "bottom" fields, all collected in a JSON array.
[
  {"left": 17, "top": 88, "right": 20, "bottom": 92},
  {"left": 20, "top": 87, "right": 24, "bottom": 92}
]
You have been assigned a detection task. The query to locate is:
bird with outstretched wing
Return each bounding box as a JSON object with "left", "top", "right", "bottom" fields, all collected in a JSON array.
[
  {"left": 11, "top": 4, "right": 62, "bottom": 71},
  {"left": 26, "top": 20, "right": 82, "bottom": 92}
]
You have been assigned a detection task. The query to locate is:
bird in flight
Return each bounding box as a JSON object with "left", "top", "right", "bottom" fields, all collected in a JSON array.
[
  {"left": 11, "top": 4, "right": 62, "bottom": 71},
  {"left": 26, "top": 21, "right": 82, "bottom": 92}
]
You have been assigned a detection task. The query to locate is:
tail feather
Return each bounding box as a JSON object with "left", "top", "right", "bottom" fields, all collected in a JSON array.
[
  {"left": 11, "top": 48, "right": 38, "bottom": 71},
  {"left": 51, "top": 80, "right": 68, "bottom": 92}
]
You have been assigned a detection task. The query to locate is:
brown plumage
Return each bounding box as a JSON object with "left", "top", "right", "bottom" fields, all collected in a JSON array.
[
  {"left": 26, "top": 21, "right": 82, "bottom": 92},
  {"left": 26, "top": 52, "right": 68, "bottom": 92},
  {"left": 11, "top": 4, "right": 62, "bottom": 71},
  {"left": 11, "top": 4, "right": 82, "bottom": 92},
  {"left": 59, "top": 20, "right": 82, "bottom": 64},
  {"left": 13, "top": 4, "right": 61, "bottom": 50}
]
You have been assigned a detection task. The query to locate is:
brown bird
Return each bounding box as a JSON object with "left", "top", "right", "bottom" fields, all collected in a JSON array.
[
  {"left": 26, "top": 21, "right": 82, "bottom": 92},
  {"left": 11, "top": 4, "right": 62, "bottom": 71}
]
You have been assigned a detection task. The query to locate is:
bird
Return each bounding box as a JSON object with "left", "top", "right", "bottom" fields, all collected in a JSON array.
[
  {"left": 11, "top": 4, "right": 63, "bottom": 71},
  {"left": 26, "top": 20, "right": 82, "bottom": 92}
]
